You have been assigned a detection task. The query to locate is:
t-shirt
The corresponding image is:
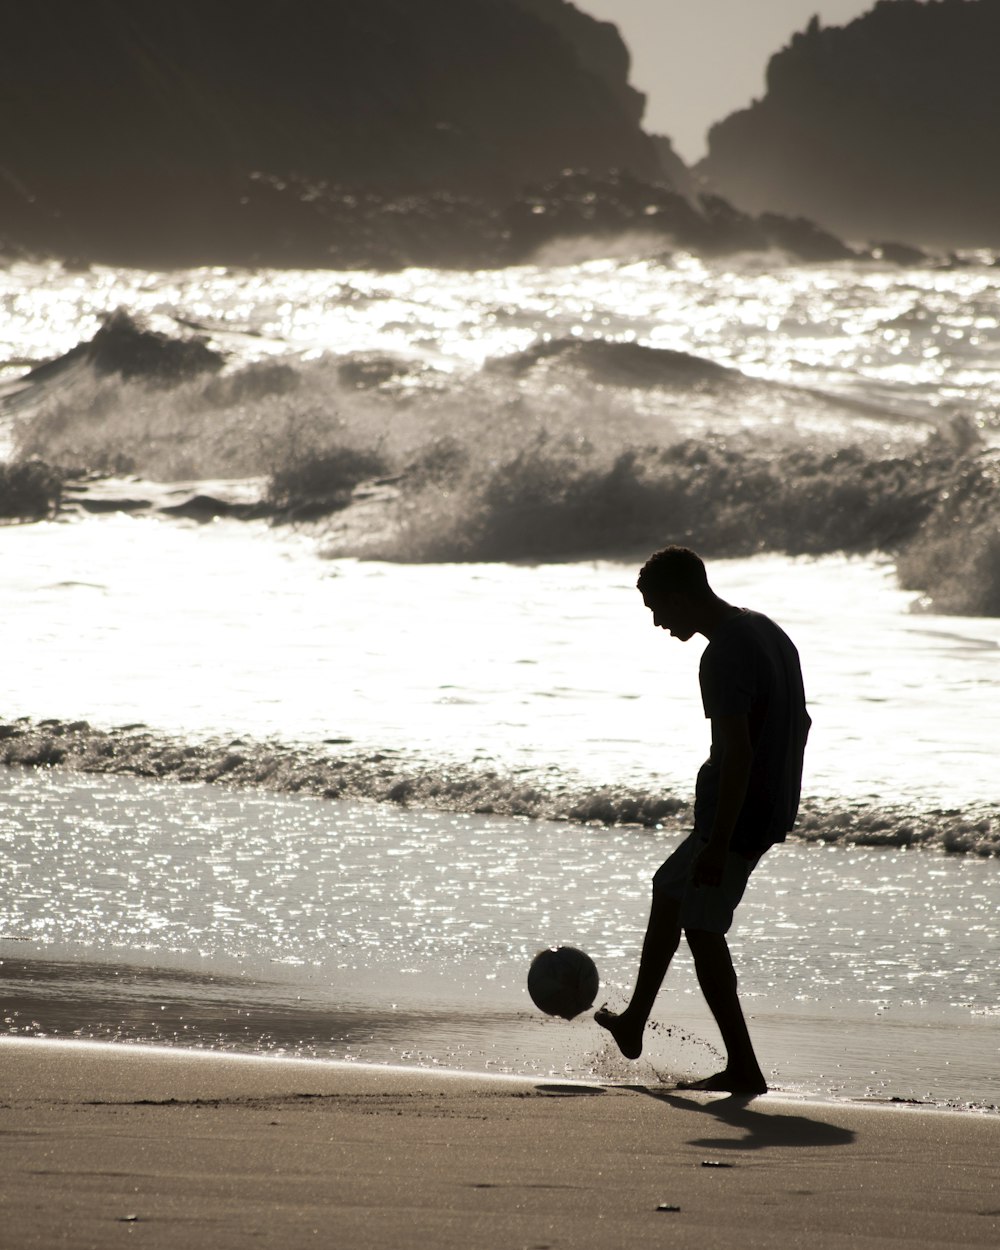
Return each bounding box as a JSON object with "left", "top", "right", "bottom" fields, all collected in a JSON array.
[{"left": 694, "top": 609, "right": 810, "bottom": 857}]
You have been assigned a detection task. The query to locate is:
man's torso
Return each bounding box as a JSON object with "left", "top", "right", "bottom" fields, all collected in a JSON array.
[{"left": 694, "top": 609, "right": 810, "bottom": 856}]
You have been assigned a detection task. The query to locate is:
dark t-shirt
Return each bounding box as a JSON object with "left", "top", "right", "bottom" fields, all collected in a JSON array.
[{"left": 694, "top": 609, "right": 810, "bottom": 857}]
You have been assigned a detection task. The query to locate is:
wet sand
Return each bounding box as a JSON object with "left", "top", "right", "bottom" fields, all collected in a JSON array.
[{"left": 2, "top": 1038, "right": 999, "bottom": 1249}]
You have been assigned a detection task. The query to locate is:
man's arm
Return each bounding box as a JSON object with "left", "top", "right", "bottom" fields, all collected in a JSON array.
[{"left": 694, "top": 713, "right": 752, "bottom": 886}]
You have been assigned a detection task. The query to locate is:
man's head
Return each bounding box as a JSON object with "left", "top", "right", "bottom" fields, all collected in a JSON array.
[{"left": 636, "top": 546, "right": 712, "bottom": 641}]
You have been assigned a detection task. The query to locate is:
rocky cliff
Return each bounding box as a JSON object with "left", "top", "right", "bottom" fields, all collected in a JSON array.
[
  {"left": 512, "top": 0, "right": 647, "bottom": 124},
  {"left": 697, "top": 0, "right": 1000, "bottom": 249},
  {"left": 0, "top": 0, "right": 660, "bottom": 266}
]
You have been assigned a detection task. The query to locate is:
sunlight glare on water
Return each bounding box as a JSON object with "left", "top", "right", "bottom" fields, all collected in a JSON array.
[
  {"left": 2, "top": 771, "right": 999, "bottom": 1103},
  {"left": 1, "top": 516, "right": 999, "bottom": 810},
  {"left": 3, "top": 257, "right": 999, "bottom": 434},
  {"left": 4, "top": 246, "right": 1000, "bottom": 1109}
]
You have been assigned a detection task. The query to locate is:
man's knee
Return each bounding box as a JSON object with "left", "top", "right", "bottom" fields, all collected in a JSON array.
[
  {"left": 685, "top": 928, "right": 736, "bottom": 977},
  {"left": 685, "top": 926, "right": 726, "bottom": 950}
]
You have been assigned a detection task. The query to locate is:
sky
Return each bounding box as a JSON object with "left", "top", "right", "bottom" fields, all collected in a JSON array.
[{"left": 575, "top": 0, "right": 878, "bottom": 163}]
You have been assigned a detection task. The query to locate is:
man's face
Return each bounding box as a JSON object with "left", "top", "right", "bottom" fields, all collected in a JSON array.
[{"left": 642, "top": 589, "right": 697, "bottom": 641}]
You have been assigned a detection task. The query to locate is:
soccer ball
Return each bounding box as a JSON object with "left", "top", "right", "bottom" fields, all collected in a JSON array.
[{"left": 527, "top": 946, "right": 599, "bottom": 1020}]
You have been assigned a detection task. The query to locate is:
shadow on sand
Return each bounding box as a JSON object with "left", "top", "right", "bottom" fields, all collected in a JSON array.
[{"left": 627, "top": 1086, "right": 856, "bottom": 1150}]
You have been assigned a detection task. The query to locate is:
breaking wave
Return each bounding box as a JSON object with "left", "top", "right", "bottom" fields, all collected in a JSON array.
[
  {"left": 3, "top": 718, "right": 998, "bottom": 857},
  {"left": 487, "top": 337, "right": 738, "bottom": 387},
  {"left": 6, "top": 311, "right": 1000, "bottom": 614}
]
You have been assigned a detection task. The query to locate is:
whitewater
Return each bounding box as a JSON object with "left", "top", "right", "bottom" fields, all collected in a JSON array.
[{"left": 1, "top": 248, "right": 998, "bottom": 1107}]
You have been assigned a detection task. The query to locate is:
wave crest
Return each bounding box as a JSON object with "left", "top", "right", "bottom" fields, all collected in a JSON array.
[
  {"left": 488, "top": 337, "right": 735, "bottom": 388},
  {"left": 2, "top": 719, "right": 996, "bottom": 857},
  {"left": 7, "top": 313, "right": 999, "bottom": 614},
  {"left": 326, "top": 421, "right": 1000, "bottom": 618},
  {"left": 896, "top": 448, "right": 1000, "bottom": 616}
]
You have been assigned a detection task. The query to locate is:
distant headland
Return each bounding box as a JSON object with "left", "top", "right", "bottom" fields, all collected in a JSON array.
[
  {"left": 697, "top": 0, "right": 1000, "bottom": 250},
  {"left": 0, "top": 0, "right": 657, "bottom": 268},
  {"left": 0, "top": 0, "right": 995, "bottom": 268}
]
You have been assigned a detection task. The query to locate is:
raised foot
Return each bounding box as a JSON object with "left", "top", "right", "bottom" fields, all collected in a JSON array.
[
  {"left": 594, "top": 1007, "right": 643, "bottom": 1061},
  {"left": 675, "top": 1069, "right": 768, "bottom": 1096}
]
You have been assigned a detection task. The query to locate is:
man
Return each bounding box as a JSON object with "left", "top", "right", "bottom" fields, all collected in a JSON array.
[{"left": 595, "top": 546, "right": 810, "bottom": 1095}]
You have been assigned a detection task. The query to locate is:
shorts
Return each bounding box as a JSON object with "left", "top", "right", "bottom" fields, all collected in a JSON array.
[{"left": 652, "top": 830, "right": 758, "bottom": 935}]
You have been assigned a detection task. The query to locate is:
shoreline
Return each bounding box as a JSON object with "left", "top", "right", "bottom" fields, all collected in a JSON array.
[
  {"left": 4, "top": 1034, "right": 997, "bottom": 1118},
  {"left": 3, "top": 717, "right": 998, "bottom": 854},
  {"left": 5, "top": 772, "right": 1000, "bottom": 1110},
  {"left": 3, "top": 1036, "right": 999, "bottom": 1249},
  {"left": 0, "top": 714, "right": 690, "bottom": 831},
  {"left": 5, "top": 948, "right": 1000, "bottom": 1117}
]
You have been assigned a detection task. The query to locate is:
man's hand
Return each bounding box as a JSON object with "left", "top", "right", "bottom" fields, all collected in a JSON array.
[{"left": 692, "top": 839, "right": 728, "bottom": 888}]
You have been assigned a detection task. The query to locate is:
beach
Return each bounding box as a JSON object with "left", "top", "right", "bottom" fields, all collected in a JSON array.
[
  {"left": 3, "top": 2, "right": 1000, "bottom": 1244},
  {"left": 3, "top": 1038, "right": 999, "bottom": 1249},
  {"left": 4, "top": 771, "right": 999, "bottom": 1107},
  {"left": 2, "top": 247, "right": 999, "bottom": 1243}
]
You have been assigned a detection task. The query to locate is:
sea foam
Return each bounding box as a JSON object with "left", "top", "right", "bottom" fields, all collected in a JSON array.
[{"left": 3, "top": 718, "right": 997, "bottom": 857}]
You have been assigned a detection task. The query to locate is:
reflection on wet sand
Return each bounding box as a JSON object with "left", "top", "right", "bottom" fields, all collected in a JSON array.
[{"left": 0, "top": 956, "right": 524, "bottom": 1057}]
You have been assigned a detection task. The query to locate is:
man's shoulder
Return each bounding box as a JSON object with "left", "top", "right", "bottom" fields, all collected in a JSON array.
[
  {"left": 700, "top": 609, "right": 800, "bottom": 685},
  {"left": 723, "top": 609, "right": 798, "bottom": 653},
  {"left": 704, "top": 609, "right": 773, "bottom": 655}
]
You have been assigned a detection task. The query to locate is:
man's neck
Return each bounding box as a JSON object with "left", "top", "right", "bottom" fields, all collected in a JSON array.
[{"left": 699, "top": 596, "right": 742, "bottom": 641}]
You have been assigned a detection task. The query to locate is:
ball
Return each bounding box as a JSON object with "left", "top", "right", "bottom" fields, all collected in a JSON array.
[{"left": 527, "top": 946, "right": 599, "bottom": 1020}]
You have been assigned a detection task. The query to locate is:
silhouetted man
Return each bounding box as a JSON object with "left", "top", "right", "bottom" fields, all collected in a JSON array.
[{"left": 596, "top": 546, "right": 810, "bottom": 1094}]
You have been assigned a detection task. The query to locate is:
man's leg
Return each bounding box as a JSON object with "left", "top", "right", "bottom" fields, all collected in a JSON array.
[
  {"left": 681, "top": 927, "right": 767, "bottom": 1094},
  {"left": 594, "top": 890, "right": 681, "bottom": 1060}
]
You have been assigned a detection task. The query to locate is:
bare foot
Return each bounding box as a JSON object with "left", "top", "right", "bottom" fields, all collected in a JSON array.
[
  {"left": 675, "top": 1068, "right": 768, "bottom": 1096},
  {"left": 594, "top": 1007, "right": 643, "bottom": 1060}
]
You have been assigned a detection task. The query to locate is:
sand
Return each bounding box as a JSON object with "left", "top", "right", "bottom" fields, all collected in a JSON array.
[{"left": 2, "top": 1038, "right": 998, "bottom": 1249}]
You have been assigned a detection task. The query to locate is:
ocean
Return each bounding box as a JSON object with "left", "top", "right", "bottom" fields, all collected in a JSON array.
[{"left": 1, "top": 247, "right": 998, "bottom": 1108}]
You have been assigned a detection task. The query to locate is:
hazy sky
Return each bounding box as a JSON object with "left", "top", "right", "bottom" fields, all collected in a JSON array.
[{"left": 575, "top": 0, "right": 877, "bottom": 162}]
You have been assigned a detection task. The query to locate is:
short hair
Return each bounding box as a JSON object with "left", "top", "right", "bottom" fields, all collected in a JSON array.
[{"left": 636, "top": 546, "right": 710, "bottom": 597}]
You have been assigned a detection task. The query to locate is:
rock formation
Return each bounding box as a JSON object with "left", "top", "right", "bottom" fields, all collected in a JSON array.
[
  {"left": 698, "top": 0, "right": 1000, "bottom": 249},
  {"left": 1, "top": 0, "right": 959, "bottom": 267},
  {"left": 511, "top": 0, "right": 647, "bottom": 124},
  {"left": 0, "top": 0, "right": 659, "bottom": 266}
]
